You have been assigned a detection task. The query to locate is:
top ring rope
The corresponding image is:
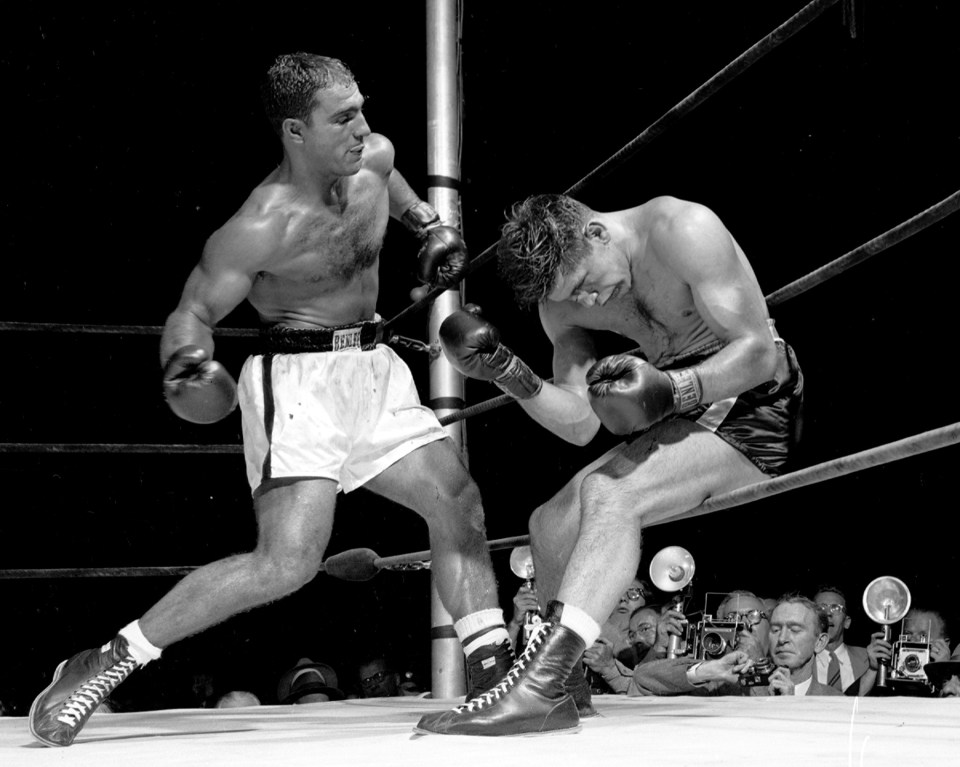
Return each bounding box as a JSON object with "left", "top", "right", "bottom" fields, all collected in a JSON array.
[
  {"left": 382, "top": 0, "right": 842, "bottom": 334},
  {"left": 437, "top": 189, "right": 960, "bottom": 428}
]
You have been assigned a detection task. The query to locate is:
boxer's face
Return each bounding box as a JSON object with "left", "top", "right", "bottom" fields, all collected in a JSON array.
[
  {"left": 546, "top": 222, "right": 631, "bottom": 308},
  {"left": 290, "top": 82, "right": 370, "bottom": 175}
]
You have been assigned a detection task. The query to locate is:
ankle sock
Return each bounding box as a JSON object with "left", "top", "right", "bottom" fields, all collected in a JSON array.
[{"left": 118, "top": 621, "right": 163, "bottom": 666}]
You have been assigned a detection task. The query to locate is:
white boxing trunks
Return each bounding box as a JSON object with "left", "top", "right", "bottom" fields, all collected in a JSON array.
[{"left": 238, "top": 344, "right": 447, "bottom": 493}]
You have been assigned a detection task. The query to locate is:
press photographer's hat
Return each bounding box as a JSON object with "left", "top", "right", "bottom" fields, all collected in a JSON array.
[
  {"left": 276, "top": 657, "right": 345, "bottom": 703},
  {"left": 923, "top": 646, "right": 960, "bottom": 687}
]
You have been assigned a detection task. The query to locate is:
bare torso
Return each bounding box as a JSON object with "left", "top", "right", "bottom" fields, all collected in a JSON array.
[
  {"left": 240, "top": 141, "right": 392, "bottom": 329},
  {"left": 545, "top": 197, "right": 764, "bottom": 366}
]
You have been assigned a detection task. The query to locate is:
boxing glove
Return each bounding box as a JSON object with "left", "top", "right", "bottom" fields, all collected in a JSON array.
[
  {"left": 402, "top": 200, "right": 468, "bottom": 289},
  {"left": 162, "top": 345, "right": 238, "bottom": 424},
  {"left": 439, "top": 304, "right": 543, "bottom": 400},
  {"left": 586, "top": 354, "right": 702, "bottom": 435}
]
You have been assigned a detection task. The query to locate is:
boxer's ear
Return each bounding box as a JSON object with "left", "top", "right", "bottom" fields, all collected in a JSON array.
[{"left": 583, "top": 220, "right": 610, "bottom": 243}]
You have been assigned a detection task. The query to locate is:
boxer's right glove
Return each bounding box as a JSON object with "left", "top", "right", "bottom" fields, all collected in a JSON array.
[
  {"left": 439, "top": 304, "right": 543, "bottom": 400},
  {"left": 162, "top": 345, "right": 238, "bottom": 424},
  {"left": 586, "top": 354, "right": 702, "bottom": 435}
]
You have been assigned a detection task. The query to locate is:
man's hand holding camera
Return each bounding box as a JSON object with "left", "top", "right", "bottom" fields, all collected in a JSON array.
[
  {"left": 652, "top": 609, "right": 686, "bottom": 658},
  {"left": 866, "top": 630, "right": 893, "bottom": 670},
  {"left": 766, "top": 666, "right": 796, "bottom": 695},
  {"left": 687, "top": 650, "right": 753, "bottom": 685},
  {"left": 930, "top": 638, "right": 951, "bottom": 663},
  {"left": 583, "top": 637, "right": 618, "bottom": 677},
  {"left": 509, "top": 583, "right": 540, "bottom": 629}
]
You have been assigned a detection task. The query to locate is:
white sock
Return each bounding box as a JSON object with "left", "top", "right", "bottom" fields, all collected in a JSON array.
[
  {"left": 557, "top": 603, "right": 601, "bottom": 646},
  {"left": 454, "top": 609, "right": 509, "bottom": 656},
  {"left": 118, "top": 621, "right": 163, "bottom": 666}
]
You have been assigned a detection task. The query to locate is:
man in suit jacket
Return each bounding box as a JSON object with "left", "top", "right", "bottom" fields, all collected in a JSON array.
[
  {"left": 630, "top": 594, "right": 843, "bottom": 696},
  {"left": 813, "top": 587, "right": 870, "bottom": 694}
]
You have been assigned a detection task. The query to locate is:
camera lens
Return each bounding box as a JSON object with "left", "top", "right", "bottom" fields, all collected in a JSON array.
[
  {"left": 904, "top": 654, "right": 922, "bottom": 673},
  {"left": 702, "top": 632, "right": 727, "bottom": 657}
]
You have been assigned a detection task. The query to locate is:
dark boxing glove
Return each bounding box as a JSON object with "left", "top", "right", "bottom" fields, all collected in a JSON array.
[
  {"left": 402, "top": 200, "right": 468, "bottom": 289},
  {"left": 162, "top": 345, "right": 238, "bottom": 424},
  {"left": 586, "top": 354, "right": 702, "bottom": 435},
  {"left": 439, "top": 304, "right": 543, "bottom": 400}
]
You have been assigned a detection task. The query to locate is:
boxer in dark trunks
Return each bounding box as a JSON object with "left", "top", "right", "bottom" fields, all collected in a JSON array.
[{"left": 418, "top": 193, "right": 802, "bottom": 735}]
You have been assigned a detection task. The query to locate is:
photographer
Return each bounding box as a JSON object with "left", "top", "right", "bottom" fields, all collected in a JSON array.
[
  {"left": 859, "top": 607, "right": 952, "bottom": 697},
  {"left": 813, "top": 586, "right": 870, "bottom": 694},
  {"left": 583, "top": 605, "right": 684, "bottom": 693},
  {"left": 925, "top": 646, "right": 960, "bottom": 698},
  {"left": 628, "top": 593, "right": 842, "bottom": 696}
]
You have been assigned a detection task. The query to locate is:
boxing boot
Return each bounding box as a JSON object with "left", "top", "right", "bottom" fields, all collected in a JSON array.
[
  {"left": 465, "top": 638, "right": 516, "bottom": 701},
  {"left": 30, "top": 635, "right": 139, "bottom": 746},
  {"left": 565, "top": 659, "right": 598, "bottom": 718},
  {"left": 415, "top": 601, "right": 583, "bottom": 736}
]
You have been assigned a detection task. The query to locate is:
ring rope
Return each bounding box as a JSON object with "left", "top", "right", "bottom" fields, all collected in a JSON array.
[
  {"left": 765, "top": 189, "right": 960, "bottom": 307},
  {"left": 3, "top": 189, "right": 957, "bottom": 454},
  {"left": 0, "top": 535, "right": 532, "bottom": 580},
  {"left": 0, "top": 443, "right": 242, "bottom": 454},
  {"left": 436, "top": 189, "right": 960, "bottom": 428},
  {"left": 0, "top": 0, "right": 846, "bottom": 347},
  {"left": 3, "top": 424, "right": 955, "bottom": 580},
  {"left": 381, "top": 0, "right": 841, "bottom": 334},
  {"left": 308, "top": 420, "right": 960, "bottom": 574}
]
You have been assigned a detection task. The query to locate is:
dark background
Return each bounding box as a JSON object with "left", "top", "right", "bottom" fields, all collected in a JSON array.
[{"left": 1, "top": 1, "right": 958, "bottom": 712}]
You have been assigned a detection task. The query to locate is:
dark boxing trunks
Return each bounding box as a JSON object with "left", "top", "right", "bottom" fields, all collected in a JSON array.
[{"left": 662, "top": 337, "right": 804, "bottom": 477}]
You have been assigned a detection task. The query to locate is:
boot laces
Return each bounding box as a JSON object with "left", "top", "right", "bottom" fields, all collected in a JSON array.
[
  {"left": 456, "top": 622, "right": 551, "bottom": 713},
  {"left": 56, "top": 656, "right": 138, "bottom": 727}
]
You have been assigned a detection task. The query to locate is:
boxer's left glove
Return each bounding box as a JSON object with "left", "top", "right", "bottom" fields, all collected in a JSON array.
[
  {"left": 586, "top": 354, "right": 702, "bottom": 435},
  {"left": 439, "top": 304, "right": 543, "bottom": 400},
  {"left": 162, "top": 345, "right": 238, "bottom": 424},
  {"left": 402, "top": 200, "right": 468, "bottom": 290}
]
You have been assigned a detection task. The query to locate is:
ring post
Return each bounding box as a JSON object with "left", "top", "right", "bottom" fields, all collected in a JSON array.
[{"left": 426, "top": 0, "right": 466, "bottom": 699}]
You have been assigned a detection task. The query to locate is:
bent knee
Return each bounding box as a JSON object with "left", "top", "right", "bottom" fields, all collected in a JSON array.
[
  {"left": 579, "top": 471, "right": 639, "bottom": 518},
  {"left": 252, "top": 549, "right": 323, "bottom": 597}
]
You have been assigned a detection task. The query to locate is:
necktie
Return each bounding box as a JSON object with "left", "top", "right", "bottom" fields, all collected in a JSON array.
[{"left": 827, "top": 650, "right": 842, "bottom": 689}]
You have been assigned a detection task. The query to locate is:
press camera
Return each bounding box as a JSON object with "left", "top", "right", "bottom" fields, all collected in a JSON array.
[
  {"left": 690, "top": 617, "right": 744, "bottom": 660},
  {"left": 739, "top": 657, "right": 775, "bottom": 687},
  {"left": 890, "top": 638, "right": 932, "bottom": 685}
]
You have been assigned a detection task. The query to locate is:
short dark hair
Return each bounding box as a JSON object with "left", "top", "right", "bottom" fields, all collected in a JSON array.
[
  {"left": 775, "top": 594, "right": 828, "bottom": 634},
  {"left": 261, "top": 52, "right": 356, "bottom": 137},
  {"left": 497, "top": 194, "right": 592, "bottom": 308},
  {"left": 813, "top": 584, "right": 847, "bottom": 604}
]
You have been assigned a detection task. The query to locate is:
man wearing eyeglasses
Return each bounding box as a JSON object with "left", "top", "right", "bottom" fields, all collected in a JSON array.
[
  {"left": 626, "top": 593, "right": 841, "bottom": 697},
  {"left": 813, "top": 587, "right": 870, "bottom": 695}
]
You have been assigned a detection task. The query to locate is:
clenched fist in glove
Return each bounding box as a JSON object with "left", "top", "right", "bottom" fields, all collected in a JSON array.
[
  {"left": 439, "top": 304, "right": 543, "bottom": 400},
  {"left": 162, "top": 345, "right": 238, "bottom": 424},
  {"left": 586, "top": 354, "right": 702, "bottom": 435},
  {"left": 402, "top": 200, "right": 468, "bottom": 296}
]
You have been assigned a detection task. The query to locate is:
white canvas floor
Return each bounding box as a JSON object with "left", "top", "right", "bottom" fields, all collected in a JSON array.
[{"left": 3, "top": 694, "right": 958, "bottom": 767}]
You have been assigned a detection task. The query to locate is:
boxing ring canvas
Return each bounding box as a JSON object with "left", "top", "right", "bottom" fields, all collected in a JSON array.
[{"left": 2, "top": 695, "right": 958, "bottom": 766}]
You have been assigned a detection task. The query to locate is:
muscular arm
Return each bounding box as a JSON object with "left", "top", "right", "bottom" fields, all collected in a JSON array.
[
  {"left": 160, "top": 216, "right": 280, "bottom": 366},
  {"left": 515, "top": 307, "right": 601, "bottom": 446},
  {"left": 654, "top": 202, "right": 777, "bottom": 401}
]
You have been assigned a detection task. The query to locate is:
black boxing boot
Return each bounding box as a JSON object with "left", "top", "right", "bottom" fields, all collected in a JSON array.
[
  {"left": 565, "top": 659, "right": 597, "bottom": 718},
  {"left": 415, "top": 601, "right": 583, "bottom": 736},
  {"left": 30, "top": 635, "right": 139, "bottom": 746},
  {"left": 464, "top": 639, "right": 516, "bottom": 701}
]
